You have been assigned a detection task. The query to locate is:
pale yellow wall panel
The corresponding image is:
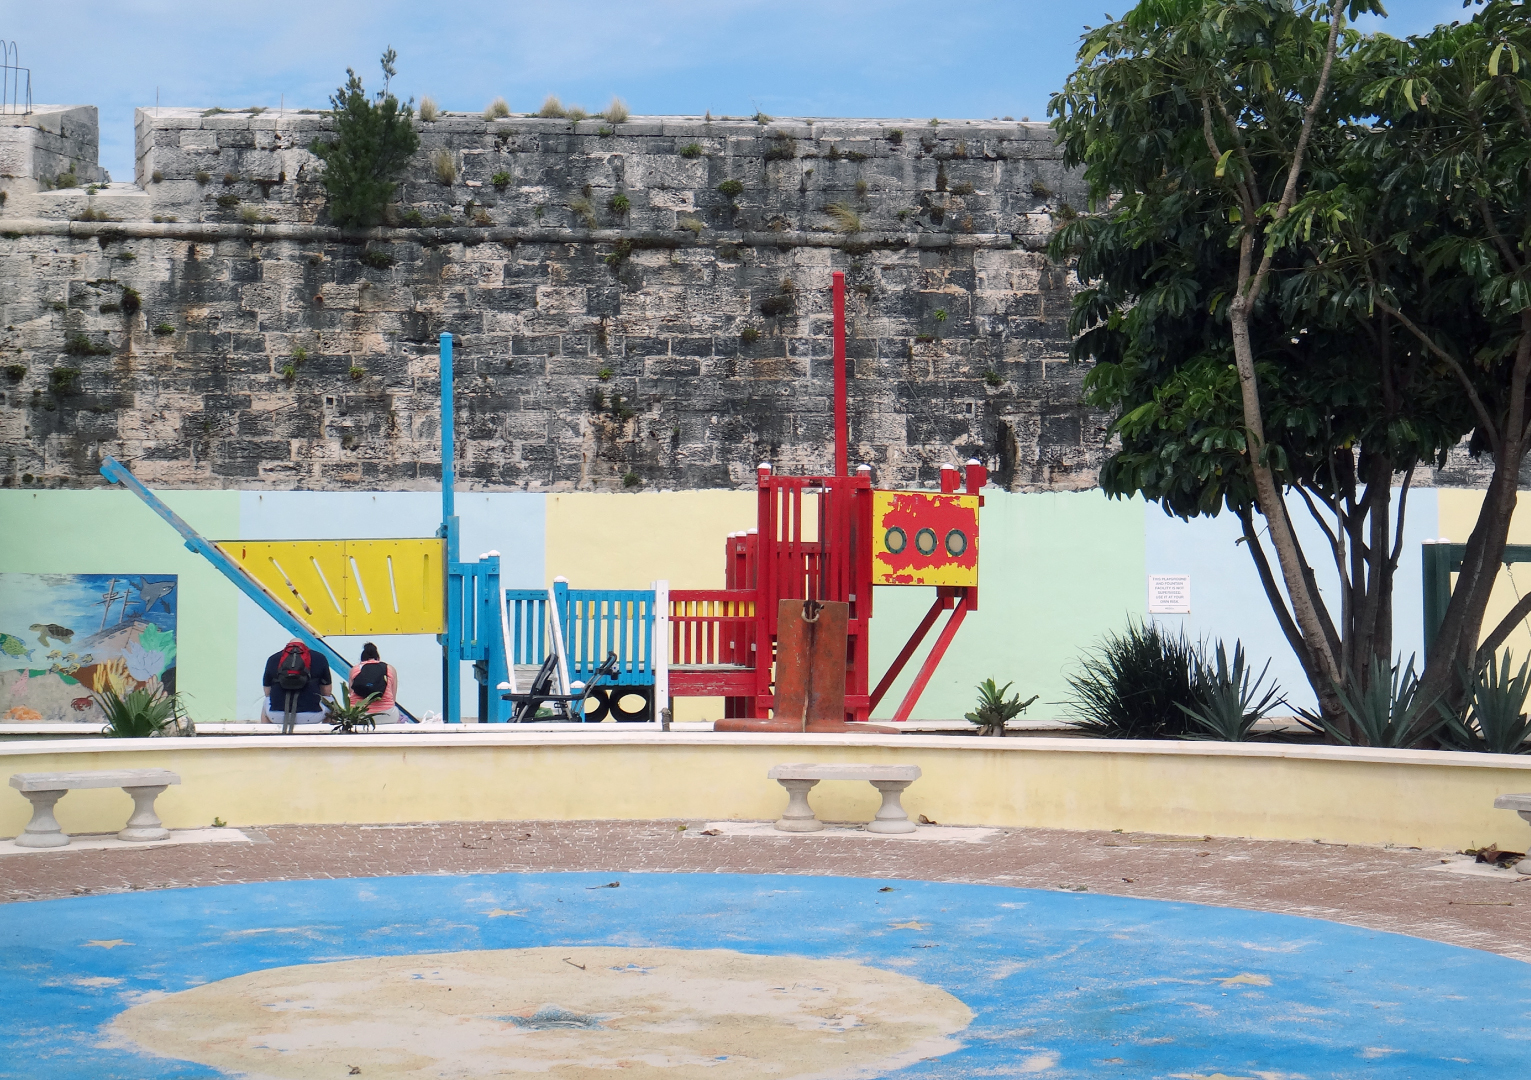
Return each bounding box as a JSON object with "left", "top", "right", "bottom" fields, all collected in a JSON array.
[
  {"left": 1435, "top": 490, "right": 1531, "bottom": 657},
  {"left": 544, "top": 491, "right": 757, "bottom": 590},
  {"left": 4, "top": 736, "right": 1530, "bottom": 853}
]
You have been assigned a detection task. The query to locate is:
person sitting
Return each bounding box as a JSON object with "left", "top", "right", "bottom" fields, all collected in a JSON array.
[
  {"left": 261, "top": 639, "right": 332, "bottom": 732},
  {"left": 349, "top": 642, "right": 399, "bottom": 724}
]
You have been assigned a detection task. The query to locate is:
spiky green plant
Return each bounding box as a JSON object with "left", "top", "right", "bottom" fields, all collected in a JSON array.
[
  {"left": 96, "top": 687, "right": 179, "bottom": 738},
  {"left": 1298, "top": 655, "right": 1446, "bottom": 748},
  {"left": 1066, "top": 620, "right": 1201, "bottom": 739},
  {"left": 1442, "top": 651, "right": 1531, "bottom": 754},
  {"left": 1177, "top": 640, "right": 1284, "bottom": 741},
  {"left": 964, "top": 679, "right": 1038, "bottom": 737},
  {"left": 324, "top": 684, "right": 380, "bottom": 734}
]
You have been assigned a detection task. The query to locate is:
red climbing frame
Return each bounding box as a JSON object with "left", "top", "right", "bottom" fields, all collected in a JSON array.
[{"left": 665, "top": 271, "right": 980, "bottom": 723}]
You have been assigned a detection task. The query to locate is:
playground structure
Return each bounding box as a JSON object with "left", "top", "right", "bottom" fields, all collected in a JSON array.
[{"left": 100, "top": 272, "right": 982, "bottom": 727}]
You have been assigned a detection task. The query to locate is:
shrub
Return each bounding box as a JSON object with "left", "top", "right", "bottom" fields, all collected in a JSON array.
[
  {"left": 1176, "top": 641, "right": 1285, "bottom": 742},
  {"left": 597, "top": 124, "right": 615, "bottom": 137},
  {"left": 680, "top": 142, "right": 704, "bottom": 158},
  {"left": 433, "top": 152, "right": 456, "bottom": 186},
  {"left": 5, "top": 364, "right": 26, "bottom": 380},
  {"left": 825, "top": 203, "right": 861, "bottom": 233},
  {"left": 604, "top": 239, "right": 633, "bottom": 267},
  {"left": 760, "top": 293, "right": 793, "bottom": 317},
  {"left": 983, "top": 369, "right": 1004, "bottom": 387},
  {"left": 49, "top": 366, "right": 82, "bottom": 393},
  {"left": 151, "top": 169, "right": 163, "bottom": 183},
  {"left": 1031, "top": 179, "right": 1052, "bottom": 199},
  {"left": 491, "top": 170, "right": 512, "bottom": 189},
  {"left": 608, "top": 192, "right": 630, "bottom": 215},
  {"left": 603, "top": 97, "right": 629, "bottom": 124},
  {"left": 740, "top": 325, "right": 760, "bottom": 344},
  {"left": 1065, "top": 621, "right": 1201, "bottom": 739},
  {"left": 1442, "top": 651, "right": 1531, "bottom": 754},
  {"left": 349, "top": 365, "right": 366, "bottom": 380},
  {"left": 307, "top": 51, "right": 421, "bottom": 227},
  {"left": 96, "top": 687, "right": 180, "bottom": 738},
  {"left": 568, "top": 197, "right": 597, "bottom": 229},
  {"left": 855, "top": 178, "right": 869, "bottom": 198},
  {"left": 964, "top": 679, "right": 1038, "bottom": 737},
  {"left": 677, "top": 214, "right": 704, "bottom": 235},
  {"left": 1298, "top": 655, "right": 1446, "bottom": 748},
  {"left": 753, "top": 110, "right": 772, "bottom": 123},
  {"left": 153, "top": 323, "right": 175, "bottom": 336},
  {"left": 565, "top": 105, "right": 589, "bottom": 123},
  {"left": 484, "top": 97, "right": 511, "bottom": 120},
  {"left": 763, "top": 133, "right": 795, "bottom": 161},
  {"left": 118, "top": 287, "right": 140, "bottom": 314},
  {"left": 950, "top": 180, "right": 975, "bottom": 195},
  {"left": 538, "top": 95, "right": 566, "bottom": 118},
  {"left": 418, "top": 96, "right": 438, "bottom": 122},
  {"left": 55, "top": 169, "right": 79, "bottom": 189},
  {"left": 63, "top": 334, "right": 110, "bottom": 357},
  {"left": 886, "top": 128, "right": 904, "bottom": 144},
  {"left": 622, "top": 471, "right": 642, "bottom": 488},
  {"left": 400, "top": 209, "right": 425, "bottom": 227},
  {"left": 717, "top": 178, "right": 744, "bottom": 199},
  {"left": 361, "top": 249, "right": 394, "bottom": 268},
  {"left": 215, "top": 194, "right": 240, "bottom": 209},
  {"left": 195, "top": 170, "right": 211, "bottom": 184}
]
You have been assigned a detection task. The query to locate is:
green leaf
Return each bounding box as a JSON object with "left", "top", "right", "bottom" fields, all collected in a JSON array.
[
  {"left": 1490, "top": 43, "right": 1504, "bottom": 77},
  {"left": 1214, "top": 148, "right": 1235, "bottom": 179}
]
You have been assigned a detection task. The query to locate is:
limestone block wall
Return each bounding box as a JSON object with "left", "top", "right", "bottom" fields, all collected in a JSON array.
[
  {"left": 0, "top": 107, "right": 108, "bottom": 195},
  {"left": 0, "top": 109, "right": 1107, "bottom": 491}
]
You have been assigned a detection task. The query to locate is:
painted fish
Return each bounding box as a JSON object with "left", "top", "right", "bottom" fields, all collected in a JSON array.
[
  {"left": 135, "top": 579, "right": 177, "bottom": 613},
  {"left": 0, "top": 633, "right": 26, "bottom": 658},
  {"left": 71, "top": 697, "right": 95, "bottom": 712},
  {"left": 30, "top": 623, "right": 74, "bottom": 646}
]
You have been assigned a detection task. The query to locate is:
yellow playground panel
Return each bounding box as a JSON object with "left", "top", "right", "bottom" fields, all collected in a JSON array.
[
  {"left": 215, "top": 539, "right": 446, "bottom": 636},
  {"left": 870, "top": 490, "right": 980, "bottom": 588}
]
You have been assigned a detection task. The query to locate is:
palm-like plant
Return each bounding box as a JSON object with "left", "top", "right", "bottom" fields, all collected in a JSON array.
[
  {"left": 964, "top": 679, "right": 1038, "bottom": 737},
  {"left": 1298, "top": 655, "right": 1446, "bottom": 748},
  {"left": 95, "top": 687, "right": 179, "bottom": 738},
  {"left": 1442, "top": 651, "right": 1531, "bottom": 754},
  {"left": 324, "top": 685, "right": 380, "bottom": 734},
  {"left": 1066, "top": 621, "right": 1202, "bottom": 739},
  {"left": 1178, "top": 641, "right": 1284, "bottom": 742}
]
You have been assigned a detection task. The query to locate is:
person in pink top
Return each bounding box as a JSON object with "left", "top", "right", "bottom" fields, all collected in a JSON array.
[{"left": 348, "top": 642, "right": 399, "bottom": 724}]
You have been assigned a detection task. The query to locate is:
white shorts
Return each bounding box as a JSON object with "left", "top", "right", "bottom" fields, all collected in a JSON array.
[
  {"left": 261, "top": 706, "right": 328, "bottom": 727},
  {"left": 368, "top": 707, "right": 400, "bottom": 724}
]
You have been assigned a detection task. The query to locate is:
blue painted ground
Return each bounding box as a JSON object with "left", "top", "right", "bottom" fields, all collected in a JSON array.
[{"left": 2, "top": 871, "right": 1528, "bottom": 1078}]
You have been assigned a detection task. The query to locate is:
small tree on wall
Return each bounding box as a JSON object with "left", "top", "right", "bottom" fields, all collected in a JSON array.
[{"left": 309, "top": 48, "right": 420, "bottom": 228}]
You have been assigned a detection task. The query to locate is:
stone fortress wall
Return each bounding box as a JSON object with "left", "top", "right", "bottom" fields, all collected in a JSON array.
[{"left": 0, "top": 104, "right": 1104, "bottom": 491}]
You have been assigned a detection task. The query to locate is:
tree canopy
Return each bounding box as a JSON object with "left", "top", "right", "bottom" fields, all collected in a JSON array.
[{"left": 309, "top": 48, "right": 419, "bottom": 229}]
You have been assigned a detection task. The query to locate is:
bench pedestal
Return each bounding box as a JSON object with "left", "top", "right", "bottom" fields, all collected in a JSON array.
[
  {"left": 867, "top": 780, "right": 916, "bottom": 834},
  {"left": 15, "top": 789, "right": 69, "bottom": 848},
  {"left": 119, "top": 785, "right": 171, "bottom": 842},
  {"left": 774, "top": 779, "right": 824, "bottom": 832}
]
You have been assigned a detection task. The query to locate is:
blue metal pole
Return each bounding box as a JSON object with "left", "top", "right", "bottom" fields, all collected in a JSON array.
[
  {"left": 439, "top": 331, "right": 462, "bottom": 724},
  {"left": 99, "top": 455, "right": 353, "bottom": 685}
]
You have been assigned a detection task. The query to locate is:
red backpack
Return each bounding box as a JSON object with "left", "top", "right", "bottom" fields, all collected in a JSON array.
[{"left": 276, "top": 643, "right": 311, "bottom": 691}]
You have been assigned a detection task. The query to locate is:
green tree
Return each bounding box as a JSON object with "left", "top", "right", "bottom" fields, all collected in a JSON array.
[
  {"left": 1049, "top": 0, "right": 1398, "bottom": 730},
  {"left": 309, "top": 48, "right": 420, "bottom": 228}
]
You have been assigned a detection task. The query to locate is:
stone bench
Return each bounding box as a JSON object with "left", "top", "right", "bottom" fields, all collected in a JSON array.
[
  {"left": 9, "top": 769, "right": 181, "bottom": 848},
  {"left": 766, "top": 763, "right": 922, "bottom": 834}
]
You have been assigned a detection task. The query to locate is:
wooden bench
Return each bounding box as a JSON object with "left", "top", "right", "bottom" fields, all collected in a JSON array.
[
  {"left": 766, "top": 763, "right": 922, "bottom": 834},
  {"left": 9, "top": 769, "right": 181, "bottom": 848}
]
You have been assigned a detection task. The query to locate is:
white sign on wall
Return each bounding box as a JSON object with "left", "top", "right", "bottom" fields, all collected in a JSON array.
[{"left": 1148, "top": 575, "right": 1192, "bottom": 614}]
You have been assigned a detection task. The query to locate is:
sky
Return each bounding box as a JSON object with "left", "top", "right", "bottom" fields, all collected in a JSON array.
[{"left": 6, "top": 0, "right": 1472, "bottom": 183}]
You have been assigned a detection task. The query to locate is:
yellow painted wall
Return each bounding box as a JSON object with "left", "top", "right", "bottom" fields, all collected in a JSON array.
[
  {"left": 1437, "top": 489, "right": 1531, "bottom": 657},
  {"left": 5, "top": 735, "right": 1530, "bottom": 852},
  {"left": 545, "top": 491, "right": 756, "bottom": 721}
]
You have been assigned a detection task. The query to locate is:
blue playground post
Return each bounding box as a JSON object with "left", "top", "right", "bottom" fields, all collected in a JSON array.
[{"left": 438, "top": 331, "right": 462, "bottom": 724}]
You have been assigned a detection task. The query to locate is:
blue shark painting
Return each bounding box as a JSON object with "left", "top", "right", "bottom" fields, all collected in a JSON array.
[{"left": 0, "top": 573, "right": 177, "bottom": 723}]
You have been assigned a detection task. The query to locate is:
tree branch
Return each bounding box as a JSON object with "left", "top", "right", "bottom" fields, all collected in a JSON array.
[
  {"left": 1479, "top": 587, "right": 1531, "bottom": 663},
  {"left": 1374, "top": 298, "right": 1501, "bottom": 446}
]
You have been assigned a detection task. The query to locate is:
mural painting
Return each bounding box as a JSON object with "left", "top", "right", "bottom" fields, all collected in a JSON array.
[{"left": 0, "top": 573, "right": 177, "bottom": 723}]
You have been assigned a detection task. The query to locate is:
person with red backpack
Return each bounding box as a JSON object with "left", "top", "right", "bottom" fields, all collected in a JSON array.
[
  {"left": 261, "top": 640, "right": 332, "bottom": 733},
  {"left": 348, "top": 642, "right": 399, "bottom": 724}
]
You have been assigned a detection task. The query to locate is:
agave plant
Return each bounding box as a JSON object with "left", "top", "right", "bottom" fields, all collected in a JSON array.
[
  {"left": 1442, "top": 651, "right": 1531, "bottom": 754},
  {"left": 1299, "top": 655, "right": 1446, "bottom": 748},
  {"left": 1177, "top": 640, "right": 1285, "bottom": 742},
  {"left": 95, "top": 687, "right": 179, "bottom": 738},
  {"left": 324, "top": 685, "right": 380, "bottom": 734},
  {"left": 1066, "top": 620, "right": 1202, "bottom": 739},
  {"left": 964, "top": 679, "right": 1038, "bottom": 737}
]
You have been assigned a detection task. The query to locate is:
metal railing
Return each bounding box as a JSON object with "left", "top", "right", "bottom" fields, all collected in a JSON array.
[{"left": 1, "top": 40, "right": 31, "bottom": 115}]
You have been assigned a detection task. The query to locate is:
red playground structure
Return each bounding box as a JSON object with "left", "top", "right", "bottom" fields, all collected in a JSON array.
[{"left": 665, "top": 271, "right": 984, "bottom": 731}]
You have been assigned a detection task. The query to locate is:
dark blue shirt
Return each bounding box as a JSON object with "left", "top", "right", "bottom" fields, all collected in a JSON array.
[{"left": 263, "top": 649, "right": 332, "bottom": 713}]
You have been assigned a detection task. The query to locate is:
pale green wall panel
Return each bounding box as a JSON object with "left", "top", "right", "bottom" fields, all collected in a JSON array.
[
  {"left": 868, "top": 491, "right": 1146, "bottom": 722},
  {"left": 0, "top": 490, "right": 242, "bottom": 721}
]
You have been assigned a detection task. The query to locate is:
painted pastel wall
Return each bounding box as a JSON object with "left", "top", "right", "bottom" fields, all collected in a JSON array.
[
  {"left": 0, "top": 490, "right": 241, "bottom": 720},
  {"left": 1146, "top": 488, "right": 1439, "bottom": 713},
  {"left": 1438, "top": 489, "right": 1531, "bottom": 665},
  {"left": 869, "top": 491, "right": 1146, "bottom": 720}
]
